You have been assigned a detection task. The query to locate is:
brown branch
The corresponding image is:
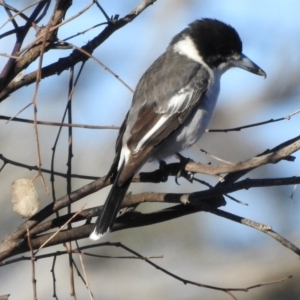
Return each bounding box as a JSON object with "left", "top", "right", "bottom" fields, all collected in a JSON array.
[
  {"left": 0, "top": 195, "right": 224, "bottom": 260},
  {"left": 0, "top": 0, "right": 59, "bottom": 91},
  {"left": 0, "top": 0, "right": 157, "bottom": 101},
  {"left": 2, "top": 204, "right": 300, "bottom": 299},
  {"left": 27, "top": 194, "right": 225, "bottom": 236},
  {"left": 0, "top": 132, "right": 300, "bottom": 261},
  {"left": 185, "top": 135, "right": 300, "bottom": 176},
  {"left": 2, "top": 179, "right": 300, "bottom": 260}
]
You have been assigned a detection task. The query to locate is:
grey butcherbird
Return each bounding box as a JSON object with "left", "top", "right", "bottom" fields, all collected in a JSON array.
[{"left": 90, "top": 18, "right": 266, "bottom": 240}]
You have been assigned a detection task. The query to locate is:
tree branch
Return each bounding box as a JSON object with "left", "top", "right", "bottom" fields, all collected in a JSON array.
[{"left": 0, "top": 0, "right": 156, "bottom": 101}]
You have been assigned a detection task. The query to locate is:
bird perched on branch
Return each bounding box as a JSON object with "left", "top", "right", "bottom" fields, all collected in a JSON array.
[{"left": 90, "top": 18, "right": 266, "bottom": 240}]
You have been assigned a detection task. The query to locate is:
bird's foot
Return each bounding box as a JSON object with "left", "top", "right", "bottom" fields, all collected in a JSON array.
[{"left": 174, "top": 153, "right": 194, "bottom": 184}]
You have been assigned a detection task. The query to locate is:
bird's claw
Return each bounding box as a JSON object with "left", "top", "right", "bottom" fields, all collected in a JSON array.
[{"left": 175, "top": 153, "right": 194, "bottom": 184}]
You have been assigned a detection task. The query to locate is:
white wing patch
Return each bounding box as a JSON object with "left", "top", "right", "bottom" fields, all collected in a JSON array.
[
  {"left": 118, "top": 144, "right": 131, "bottom": 170},
  {"left": 163, "top": 88, "right": 193, "bottom": 114},
  {"left": 133, "top": 89, "right": 196, "bottom": 154},
  {"left": 133, "top": 115, "right": 168, "bottom": 153}
]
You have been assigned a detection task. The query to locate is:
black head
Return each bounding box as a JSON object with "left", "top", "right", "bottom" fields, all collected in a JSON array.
[
  {"left": 172, "top": 18, "right": 242, "bottom": 69},
  {"left": 170, "top": 18, "right": 266, "bottom": 77}
]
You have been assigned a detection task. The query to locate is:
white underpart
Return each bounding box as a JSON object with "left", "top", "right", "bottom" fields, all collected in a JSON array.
[
  {"left": 118, "top": 144, "right": 131, "bottom": 170},
  {"left": 134, "top": 115, "right": 168, "bottom": 153}
]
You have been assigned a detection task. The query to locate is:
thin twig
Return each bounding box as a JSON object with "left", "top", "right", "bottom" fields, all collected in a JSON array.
[
  {"left": 0, "top": 115, "right": 119, "bottom": 129},
  {"left": 66, "top": 242, "right": 77, "bottom": 300},
  {"left": 194, "top": 145, "right": 233, "bottom": 164},
  {"left": 17, "top": 1, "right": 95, "bottom": 55},
  {"left": 50, "top": 255, "right": 58, "bottom": 300},
  {"left": 76, "top": 244, "right": 95, "bottom": 300},
  {"left": 0, "top": 0, "right": 41, "bottom": 30},
  {"left": 185, "top": 135, "right": 300, "bottom": 175},
  {"left": 5, "top": 102, "right": 33, "bottom": 123},
  {"left": 27, "top": 229, "right": 37, "bottom": 300},
  {"left": 205, "top": 206, "right": 300, "bottom": 256},
  {"left": 94, "top": 1, "right": 111, "bottom": 22},
  {"left": 0, "top": 153, "right": 99, "bottom": 180},
  {"left": 0, "top": 53, "right": 20, "bottom": 59},
  {"left": 50, "top": 1, "right": 95, "bottom": 33},
  {"left": 207, "top": 108, "right": 300, "bottom": 132},
  {"left": 0, "top": 0, "right": 48, "bottom": 91},
  {"left": 0, "top": 0, "right": 156, "bottom": 101},
  {"left": 57, "top": 39, "right": 134, "bottom": 93},
  {"left": 31, "top": 0, "right": 56, "bottom": 195},
  {"left": 63, "top": 22, "right": 108, "bottom": 41},
  {"left": 36, "top": 204, "right": 86, "bottom": 253},
  {"left": 82, "top": 252, "right": 163, "bottom": 260},
  {"left": 88, "top": 242, "right": 291, "bottom": 299},
  {"left": 0, "top": 246, "right": 163, "bottom": 265}
]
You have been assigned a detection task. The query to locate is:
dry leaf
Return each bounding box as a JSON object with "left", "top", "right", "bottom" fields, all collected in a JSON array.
[{"left": 11, "top": 179, "right": 39, "bottom": 217}]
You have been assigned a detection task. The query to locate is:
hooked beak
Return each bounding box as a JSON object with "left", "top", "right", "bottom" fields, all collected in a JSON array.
[{"left": 233, "top": 53, "right": 266, "bottom": 78}]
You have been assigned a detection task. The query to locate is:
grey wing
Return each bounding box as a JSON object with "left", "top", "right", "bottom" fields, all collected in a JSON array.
[{"left": 117, "top": 52, "right": 210, "bottom": 184}]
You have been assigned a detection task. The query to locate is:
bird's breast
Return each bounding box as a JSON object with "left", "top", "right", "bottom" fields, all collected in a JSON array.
[{"left": 178, "top": 78, "right": 220, "bottom": 147}]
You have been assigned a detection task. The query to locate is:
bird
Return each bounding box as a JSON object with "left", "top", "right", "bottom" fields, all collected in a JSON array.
[{"left": 90, "top": 18, "right": 266, "bottom": 240}]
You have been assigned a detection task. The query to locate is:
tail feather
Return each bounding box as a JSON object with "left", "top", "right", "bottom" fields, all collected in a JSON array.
[{"left": 90, "top": 172, "right": 132, "bottom": 240}]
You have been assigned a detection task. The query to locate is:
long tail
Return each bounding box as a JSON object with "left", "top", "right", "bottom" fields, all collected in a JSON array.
[{"left": 89, "top": 172, "right": 132, "bottom": 240}]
